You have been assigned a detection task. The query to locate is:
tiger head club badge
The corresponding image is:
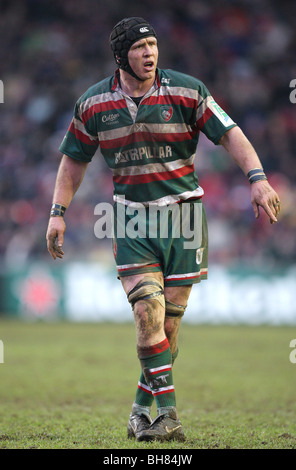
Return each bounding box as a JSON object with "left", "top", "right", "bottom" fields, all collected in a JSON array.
[{"left": 160, "top": 105, "right": 173, "bottom": 122}]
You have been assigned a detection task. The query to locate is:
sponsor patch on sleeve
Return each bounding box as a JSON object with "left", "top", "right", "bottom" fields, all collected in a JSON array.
[{"left": 208, "top": 99, "right": 234, "bottom": 127}]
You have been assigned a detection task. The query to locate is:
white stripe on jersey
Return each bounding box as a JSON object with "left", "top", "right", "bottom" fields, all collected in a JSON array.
[{"left": 113, "top": 187, "right": 204, "bottom": 207}]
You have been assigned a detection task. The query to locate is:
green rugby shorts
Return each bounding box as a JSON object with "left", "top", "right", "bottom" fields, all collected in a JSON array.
[{"left": 112, "top": 199, "right": 208, "bottom": 286}]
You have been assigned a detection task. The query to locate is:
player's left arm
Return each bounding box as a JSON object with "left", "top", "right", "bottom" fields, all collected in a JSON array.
[{"left": 219, "top": 126, "right": 281, "bottom": 224}]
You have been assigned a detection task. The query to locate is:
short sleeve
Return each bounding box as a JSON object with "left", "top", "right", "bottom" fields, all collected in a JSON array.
[
  {"left": 195, "top": 82, "right": 236, "bottom": 145},
  {"left": 59, "top": 101, "right": 99, "bottom": 162}
]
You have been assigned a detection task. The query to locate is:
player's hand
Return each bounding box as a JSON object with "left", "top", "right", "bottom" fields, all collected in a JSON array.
[
  {"left": 251, "top": 180, "right": 281, "bottom": 224},
  {"left": 46, "top": 216, "right": 66, "bottom": 260}
]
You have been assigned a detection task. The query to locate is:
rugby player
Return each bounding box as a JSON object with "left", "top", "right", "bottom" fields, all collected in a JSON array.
[{"left": 46, "top": 17, "right": 280, "bottom": 442}]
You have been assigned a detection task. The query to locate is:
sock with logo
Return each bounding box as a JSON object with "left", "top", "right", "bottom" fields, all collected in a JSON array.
[
  {"left": 134, "top": 347, "right": 179, "bottom": 409},
  {"left": 137, "top": 338, "right": 176, "bottom": 411}
]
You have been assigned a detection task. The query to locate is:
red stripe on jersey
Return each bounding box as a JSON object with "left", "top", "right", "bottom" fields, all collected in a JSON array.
[
  {"left": 144, "top": 94, "right": 197, "bottom": 108},
  {"left": 81, "top": 99, "right": 127, "bottom": 124},
  {"left": 196, "top": 107, "right": 213, "bottom": 130},
  {"left": 113, "top": 164, "right": 195, "bottom": 185},
  {"left": 100, "top": 130, "right": 195, "bottom": 150},
  {"left": 69, "top": 122, "right": 98, "bottom": 146}
]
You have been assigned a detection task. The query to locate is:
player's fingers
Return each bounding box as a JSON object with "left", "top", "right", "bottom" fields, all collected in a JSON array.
[
  {"left": 269, "top": 199, "right": 281, "bottom": 224},
  {"left": 47, "top": 239, "right": 57, "bottom": 260},
  {"left": 273, "top": 199, "right": 281, "bottom": 215},
  {"left": 251, "top": 200, "right": 260, "bottom": 219},
  {"left": 57, "top": 231, "right": 64, "bottom": 249},
  {"left": 50, "top": 244, "right": 64, "bottom": 260},
  {"left": 52, "top": 239, "right": 64, "bottom": 259},
  {"left": 54, "top": 247, "right": 64, "bottom": 258},
  {"left": 47, "top": 233, "right": 64, "bottom": 260},
  {"left": 266, "top": 200, "right": 278, "bottom": 224}
]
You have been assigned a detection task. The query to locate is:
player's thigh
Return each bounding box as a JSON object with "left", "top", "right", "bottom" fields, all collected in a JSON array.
[
  {"left": 164, "top": 284, "right": 192, "bottom": 348},
  {"left": 120, "top": 271, "right": 164, "bottom": 296},
  {"left": 164, "top": 284, "right": 192, "bottom": 306}
]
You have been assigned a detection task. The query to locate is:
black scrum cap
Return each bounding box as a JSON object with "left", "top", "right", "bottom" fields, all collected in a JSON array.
[{"left": 110, "top": 17, "right": 157, "bottom": 80}]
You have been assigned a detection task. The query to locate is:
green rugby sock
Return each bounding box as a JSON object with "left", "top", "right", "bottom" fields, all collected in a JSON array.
[
  {"left": 135, "top": 347, "right": 179, "bottom": 408},
  {"left": 137, "top": 338, "right": 176, "bottom": 410},
  {"left": 135, "top": 370, "right": 154, "bottom": 407}
]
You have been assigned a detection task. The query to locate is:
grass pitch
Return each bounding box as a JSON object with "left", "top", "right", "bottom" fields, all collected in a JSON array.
[{"left": 0, "top": 320, "right": 295, "bottom": 450}]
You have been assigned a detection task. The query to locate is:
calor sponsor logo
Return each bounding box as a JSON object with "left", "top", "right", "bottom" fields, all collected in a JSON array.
[{"left": 102, "top": 113, "right": 120, "bottom": 123}]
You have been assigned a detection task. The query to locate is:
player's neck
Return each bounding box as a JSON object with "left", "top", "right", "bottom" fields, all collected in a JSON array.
[{"left": 119, "top": 70, "right": 155, "bottom": 98}]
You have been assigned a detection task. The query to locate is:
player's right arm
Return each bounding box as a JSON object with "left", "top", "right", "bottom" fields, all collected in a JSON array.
[{"left": 46, "top": 154, "right": 89, "bottom": 260}]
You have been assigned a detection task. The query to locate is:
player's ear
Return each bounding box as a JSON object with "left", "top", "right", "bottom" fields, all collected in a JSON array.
[{"left": 115, "top": 55, "right": 121, "bottom": 65}]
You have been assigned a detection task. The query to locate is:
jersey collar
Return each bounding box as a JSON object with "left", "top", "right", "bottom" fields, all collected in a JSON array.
[{"left": 111, "top": 68, "right": 161, "bottom": 92}]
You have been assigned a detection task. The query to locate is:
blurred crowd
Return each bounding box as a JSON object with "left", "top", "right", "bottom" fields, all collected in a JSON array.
[{"left": 1, "top": 0, "right": 296, "bottom": 269}]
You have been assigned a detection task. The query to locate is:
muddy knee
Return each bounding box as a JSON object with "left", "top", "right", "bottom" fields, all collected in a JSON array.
[{"left": 127, "top": 277, "right": 165, "bottom": 342}]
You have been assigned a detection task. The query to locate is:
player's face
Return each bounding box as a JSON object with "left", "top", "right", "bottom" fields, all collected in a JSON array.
[{"left": 128, "top": 37, "right": 158, "bottom": 81}]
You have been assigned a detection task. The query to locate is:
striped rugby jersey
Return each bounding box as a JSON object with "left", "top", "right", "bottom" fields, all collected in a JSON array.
[{"left": 60, "top": 68, "right": 236, "bottom": 206}]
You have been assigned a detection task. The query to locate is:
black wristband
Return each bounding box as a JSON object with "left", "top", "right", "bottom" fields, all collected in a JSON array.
[
  {"left": 247, "top": 168, "right": 267, "bottom": 184},
  {"left": 50, "top": 203, "right": 67, "bottom": 217},
  {"left": 249, "top": 174, "right": 268, "bottom": 184}
]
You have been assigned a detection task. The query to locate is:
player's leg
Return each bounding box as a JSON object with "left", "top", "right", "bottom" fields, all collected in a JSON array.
[
  {"left": 137, "top": 201, "right": 207, "bottom": 441},
  {"left": 112, "top": 201, "right": 162, "bottom": 435},
  {"left": 129, "top": 284, "right": 191, "bottom": 428},
  {"left": 127, "top": 283, "right": 190, "bottom": 439},
  {"left": 125, "top": 274, "right": 163, "bottom": 437},
  {"left": 121, "top": 272, "right": 183, "bottom": 440},
  {"left": 126, "top": 272, "right": 163, "bottom": 425},
  {"left": 136, "top": 284, "right": 192, "bottom": 441},
  {"left": 164, "top": 284, "right": 192, "bottom": 356}
]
